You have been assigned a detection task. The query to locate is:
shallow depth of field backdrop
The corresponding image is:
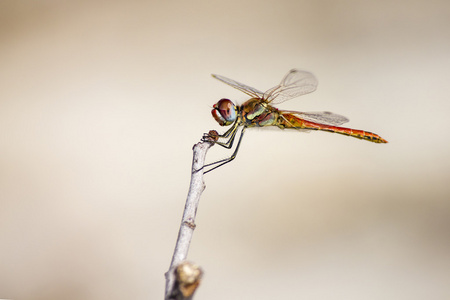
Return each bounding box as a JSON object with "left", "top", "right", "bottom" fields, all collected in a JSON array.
[{"left": 1, "top": 1, "right": 449, "bottom": 299}]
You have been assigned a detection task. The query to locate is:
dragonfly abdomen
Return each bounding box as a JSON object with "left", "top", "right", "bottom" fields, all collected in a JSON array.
[
  {"left": 280, "top": 113, "right": 388, "bottom": 143},
  {"left": 318, "top": 125, "right": 387, "bottom": 143}
]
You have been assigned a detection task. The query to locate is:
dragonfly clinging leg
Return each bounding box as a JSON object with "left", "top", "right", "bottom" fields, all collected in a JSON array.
[
  {"left": 201, "top": 125, "right": 247, "bottom": 174},
  {"left": 201, "top": 69, "right": 387, "bottom": 173}
]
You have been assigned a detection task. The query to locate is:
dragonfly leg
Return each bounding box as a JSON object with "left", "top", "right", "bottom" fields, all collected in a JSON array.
[
  {"left": 211, "top": 125, "right": 240, "bottom": 149},
  {"left": 202, "top": 123, "right": 239, "bottom": 149},
  {"left": 202, "top": 127, "right": 246, "bottom": 174}
]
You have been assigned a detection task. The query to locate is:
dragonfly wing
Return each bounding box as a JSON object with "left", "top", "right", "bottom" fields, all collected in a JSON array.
[
  {"left": 212, "top": 74, "right": 265, "bottom": 99},
  {"left": 264, "top": 69, "right": 318, "bottom": 104},
  {"left": 281, "top": 111, "right": 349, "bottom": 126}
]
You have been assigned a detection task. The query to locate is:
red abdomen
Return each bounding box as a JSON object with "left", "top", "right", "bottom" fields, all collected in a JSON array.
[{"left": 280, "top": 113, "right": 388, "bottom": 143}]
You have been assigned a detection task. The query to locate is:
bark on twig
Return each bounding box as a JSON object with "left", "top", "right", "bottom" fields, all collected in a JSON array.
[{"left": 164, "top": 140, "right": 214, "bottom": 300}]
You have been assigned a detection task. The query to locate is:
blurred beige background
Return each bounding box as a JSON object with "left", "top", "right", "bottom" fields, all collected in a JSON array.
[{"left": 1, "top": 0, "right": 449, "bottom": 299}]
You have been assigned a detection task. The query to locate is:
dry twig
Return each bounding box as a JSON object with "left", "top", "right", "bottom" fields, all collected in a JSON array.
[{"left": 164, "top": 140, "right": 214, "bottom": 300}]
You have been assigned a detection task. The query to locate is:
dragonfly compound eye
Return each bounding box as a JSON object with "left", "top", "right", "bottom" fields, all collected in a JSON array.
[{"left": 211, "top": 98, "right": 236, "bottom": 126}]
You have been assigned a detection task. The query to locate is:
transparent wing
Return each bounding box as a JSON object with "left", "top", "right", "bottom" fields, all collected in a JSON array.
[
  {"left": 264, "top": 69, "right": 318, "bottom": 104},
  {"left": 212, "top": 74, "right": 265, "bottom": 99},
  {"left": 281, "top": 110, "right": 349, "bottom": 126}
]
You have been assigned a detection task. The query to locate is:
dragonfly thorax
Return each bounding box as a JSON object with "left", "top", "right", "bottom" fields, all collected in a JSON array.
[{"left": 211, "top": 98, "right": 237, "bottom": 126}]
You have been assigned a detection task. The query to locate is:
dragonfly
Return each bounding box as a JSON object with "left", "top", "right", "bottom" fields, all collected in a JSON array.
[{"left": 201, "top": 69, "right": 387, "bottom": 173}]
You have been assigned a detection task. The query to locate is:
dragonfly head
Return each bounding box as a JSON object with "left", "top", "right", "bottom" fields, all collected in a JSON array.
[{"left": 211, "top": 98, "right": 236, "bottom": 126}]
